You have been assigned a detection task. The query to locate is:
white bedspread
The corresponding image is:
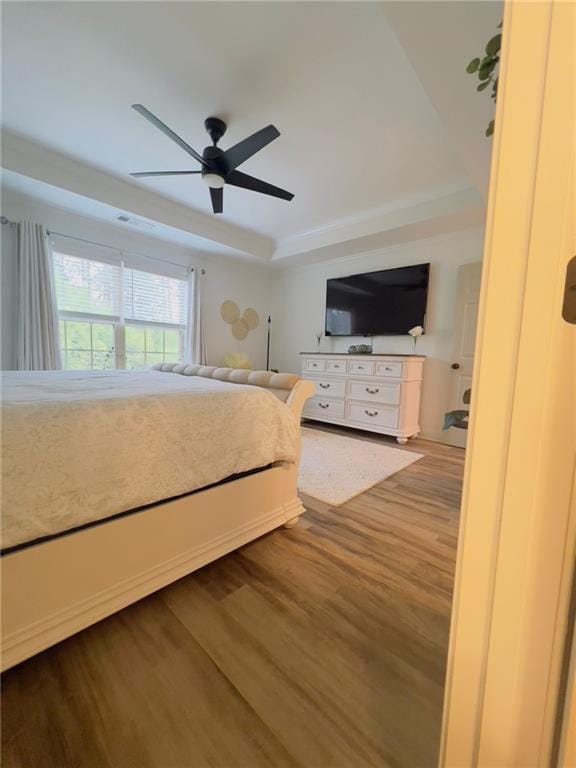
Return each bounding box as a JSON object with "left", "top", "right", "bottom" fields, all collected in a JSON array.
[{"left": 1, "top": 370, "right": 298, "bottom": 550}]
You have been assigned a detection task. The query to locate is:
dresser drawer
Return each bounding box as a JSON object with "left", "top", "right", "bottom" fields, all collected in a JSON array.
[
  {"left": 347, "top": 402, "right": 399, "bottom": 429},
  {"left": 326, "top": 359, "right": 346, "bottom": 373},
  {"left": 304, "top": 397, "right": 345, "bottom": 419},
  {"left": 348, "top": 381, "right": 401, "bottom": 405},
  {"left": 349, "top": 360, "right": 374, "bottom": 376},
  {"left": 303, "top": 358, "right": 326, "bottom": 373},
  {"left": 310, "top": 378, "right": 346, "bottom": 398},
  {"left": 374, "top": 361, "right": 403, "bottom": 378}
]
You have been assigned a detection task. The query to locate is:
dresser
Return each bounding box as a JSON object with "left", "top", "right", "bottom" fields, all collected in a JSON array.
[{"left": 300, "top": 353, "right": 424, "bottom": 443}]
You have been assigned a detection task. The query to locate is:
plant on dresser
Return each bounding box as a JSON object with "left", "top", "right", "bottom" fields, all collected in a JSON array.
[{"left": 300, "top": 353, "right": 424, "bottom": 444}]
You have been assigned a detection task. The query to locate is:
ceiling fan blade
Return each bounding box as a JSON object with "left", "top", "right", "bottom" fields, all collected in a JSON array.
[
  {"left": 226, "top": 170, "right": 294, "bottom": 201},
  {"left": 210, "top": 186, "right": 223, "bottom": 214},
  {"left": 130, "top": 171, "right": 202, "bottom": 178},
  {"left": 131, "top": 104, "right": 208, "bottom": 167},
  {"left": 223, "top": 125, "right": 280, "bottom": 170}
]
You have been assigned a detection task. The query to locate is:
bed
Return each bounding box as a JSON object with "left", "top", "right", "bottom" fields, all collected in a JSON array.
[{"left": 1, "top": 364, "right": 314, "bottom": 670}]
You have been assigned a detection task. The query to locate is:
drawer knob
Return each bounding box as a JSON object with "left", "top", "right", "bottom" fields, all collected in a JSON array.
[
  {"left": 319, "top": 402, "right": 330, "bottom": 409},
  {"left": 365, "top": 410, "right": 378, "bottom": 417},
  {"left": 365, "top": 387, "right": 380, "bottom": 394},
  {"left": 358, "top": 365, "right": 364, "bottom": 369},
  {"left": 319, "top": 383, "right": 330, "bottom": 389},
  {"left": 451, "top": 363, "right": 460, "bottom": 370},
  {"left": 385, "top": 367, "right": 392, "bottom": 371}
]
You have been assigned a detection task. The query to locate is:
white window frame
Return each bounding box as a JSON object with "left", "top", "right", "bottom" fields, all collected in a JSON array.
[
  {"left": 54, "top": 252, "right": 189, "bottom": 371},
  {"left": 122, "top": 319, "right": 186, "bottom": 370}
]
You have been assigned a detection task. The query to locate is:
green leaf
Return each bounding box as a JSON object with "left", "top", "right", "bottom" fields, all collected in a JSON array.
[
  {"left": 477, "top": 81, "right": 491, "bottom": 91},
  {"left": 479, "top": 59, "right": 497, "bottom": 80},
  {"left": 486, "top": 34, "right": 502, "bottom": 56},
  {"left": 466, "top": 57, "right": 481, "bottom": 74},
  {"left": 486, "top": 120, "right": 495, "bottom": 137}
]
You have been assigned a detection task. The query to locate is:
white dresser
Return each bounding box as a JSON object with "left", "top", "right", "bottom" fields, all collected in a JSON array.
[{"left": 300, "top": 353, "right": 424, "bottom": 443}]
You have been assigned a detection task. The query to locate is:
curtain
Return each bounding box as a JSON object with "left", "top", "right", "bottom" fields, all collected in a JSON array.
[
  {"left": 186, "top": 267, "right": 206, "bottom": 365},
  {"left": 16, "top": 221, "right": 62, "bottom": 370}
]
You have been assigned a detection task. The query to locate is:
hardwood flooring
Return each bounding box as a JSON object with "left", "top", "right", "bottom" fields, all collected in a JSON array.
[{"left": 1, "top": 427, "right": 464, "bottom": 768}]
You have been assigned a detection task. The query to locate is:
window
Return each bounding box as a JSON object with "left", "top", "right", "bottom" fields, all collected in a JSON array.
[
  {"left": 53, "top": 250, "right": 189, "bottom": 371},
  {"left": 59, "top": 319, "right": 116, "bottom": 370},
  {"left": 125, "top": 325, "right": 183, "bottom": 370}
]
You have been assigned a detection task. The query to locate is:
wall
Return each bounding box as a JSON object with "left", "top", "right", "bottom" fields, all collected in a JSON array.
[
  {"left": 0, "top": 191, "right": 275, "bottom": 370},
  {"left": 271, "top": 227, "right": 485, "bottom": 441}
]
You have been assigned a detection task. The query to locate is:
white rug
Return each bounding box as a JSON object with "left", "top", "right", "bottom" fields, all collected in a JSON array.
[{"left": 299, "top": 427, "right": 423, "bottom": 506}]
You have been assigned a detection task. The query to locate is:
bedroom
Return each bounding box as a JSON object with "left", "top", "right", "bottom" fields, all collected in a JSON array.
[{"left": 2, "top": 1, "right": 575, "bottom": 766}]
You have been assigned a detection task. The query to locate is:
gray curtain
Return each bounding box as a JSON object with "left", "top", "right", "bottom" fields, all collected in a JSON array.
[
  {"left": 186, "top": 267, "right": 206, "bottom": 365},
  {"left": 17, "top": 221, "right": 62, "bottom": 370}
]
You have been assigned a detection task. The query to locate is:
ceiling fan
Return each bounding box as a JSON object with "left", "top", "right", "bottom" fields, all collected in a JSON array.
[{"left": 129, "top": 104, "right": 294, "bottom": 214}]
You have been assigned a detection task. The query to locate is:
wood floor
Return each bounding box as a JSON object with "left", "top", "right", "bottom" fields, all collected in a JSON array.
[{"left": 1, "top": 427, "right": 464, "bottom": 768}]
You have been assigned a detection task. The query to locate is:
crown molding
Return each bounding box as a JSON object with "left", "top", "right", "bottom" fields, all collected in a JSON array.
[
  {"left": 1, "top": 132, "right": 486, "bottom": 268},
  {"left": 272, "top": 186, "right": 484, "bottom": 263},
  {"left": 1, "top": 131, "right": 275, "bottom": 260}
]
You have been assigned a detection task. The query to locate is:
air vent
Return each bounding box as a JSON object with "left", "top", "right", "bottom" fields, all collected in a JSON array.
[{"left": 116, "top": 214, "right": 156, "bottom": 230}]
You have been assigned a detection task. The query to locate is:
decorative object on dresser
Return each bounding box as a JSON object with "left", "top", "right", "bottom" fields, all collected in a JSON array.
[
  {"left": 300, "top": 352, "right": 424, "bottom": 444},
  {"left": 347, "top": 343, "right": 372, "bottom": 354},
  {"left": 408, "top": 325, "right": 424, "bottom": 353}
]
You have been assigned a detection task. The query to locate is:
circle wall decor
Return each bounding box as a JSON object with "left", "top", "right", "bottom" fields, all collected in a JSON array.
[
  {"left": 220, "top": 300, "right": 240, "bottom": 324},
  {"left": 232, "top": 318, "right": 249, "bottom": 340},
  {"left": 242, "top": 308, "right": 259, "bottom": 331},
  {"left": 221, "top": 300, "right": 260, "bottom": 341}
]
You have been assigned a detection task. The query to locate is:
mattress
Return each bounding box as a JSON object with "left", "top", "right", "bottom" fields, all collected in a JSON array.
[{"left": 1, "top": 370, "right": 299, "bottom": 550}]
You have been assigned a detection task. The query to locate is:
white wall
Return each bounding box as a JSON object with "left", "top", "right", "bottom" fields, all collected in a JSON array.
[
  {"left": 0, "top": 192, "right": 275, "bottom": 370},
  {"left": 271, "top": 227, "right": 484, "bottom": 441}
]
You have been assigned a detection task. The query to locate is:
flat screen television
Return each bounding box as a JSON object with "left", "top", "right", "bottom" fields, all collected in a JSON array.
[{"left": 325, "top": 263, "right": 430, "bottom": 336}]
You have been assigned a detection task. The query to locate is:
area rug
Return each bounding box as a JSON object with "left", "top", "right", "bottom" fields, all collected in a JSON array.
[{"left": 298, "top": 427, "right": 423, "bottom": 506}]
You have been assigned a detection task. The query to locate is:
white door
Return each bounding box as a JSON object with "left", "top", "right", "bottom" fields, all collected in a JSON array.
[{"left": 446, "top": 262, "right": 482, "bottom": 448}]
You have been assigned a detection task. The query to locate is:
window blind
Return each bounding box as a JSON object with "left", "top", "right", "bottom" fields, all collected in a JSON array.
[
  {"left": 53, "top": 251, "right": 121, "bottom": 318},
  {"left": 123, "top": 267, "right": 187, "bottom": 326}
]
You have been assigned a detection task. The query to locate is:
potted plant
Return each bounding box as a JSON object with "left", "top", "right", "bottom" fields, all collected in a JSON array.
[{"left": 444, "top": 388, "right": 471, "bottom": 430}]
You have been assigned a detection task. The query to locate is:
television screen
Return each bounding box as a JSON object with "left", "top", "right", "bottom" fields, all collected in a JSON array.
[{"left": 325, "top": 263, "right": 430, "bottom": 336}]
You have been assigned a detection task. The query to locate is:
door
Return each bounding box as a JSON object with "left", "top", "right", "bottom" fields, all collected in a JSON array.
[
  {"left": 441, "top": 0, "right": 576, "bottom": 764},
  {"left": 446, "top": 262, "right": 482, "bottom": 448}
]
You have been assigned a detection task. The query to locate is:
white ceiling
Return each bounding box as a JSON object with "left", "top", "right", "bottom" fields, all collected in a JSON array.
[
  {"left": 383, "top": 1, "right": 501, "bottom": 195},
  {"left": 2, "top": 2, "right": 476, "bottom": 237}
]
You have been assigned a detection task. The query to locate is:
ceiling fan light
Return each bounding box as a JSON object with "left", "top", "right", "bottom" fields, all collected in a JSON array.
[{"left": 202, "top": 173, "right": 225, "bottom": 189}]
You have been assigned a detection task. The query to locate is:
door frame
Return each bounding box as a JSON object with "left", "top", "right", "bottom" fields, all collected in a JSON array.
[{"left": 440, "top": 0, "right": 575, "bottom": 765}]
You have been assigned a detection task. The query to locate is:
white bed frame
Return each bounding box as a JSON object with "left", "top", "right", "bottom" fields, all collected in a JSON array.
[{"left": 1, "top": 378, "right": 314, "bottom": 671}]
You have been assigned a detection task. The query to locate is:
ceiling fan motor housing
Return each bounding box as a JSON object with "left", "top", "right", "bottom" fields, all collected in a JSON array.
[{"left": 202, "top": 145, "right": 229, "bottom": 181}]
